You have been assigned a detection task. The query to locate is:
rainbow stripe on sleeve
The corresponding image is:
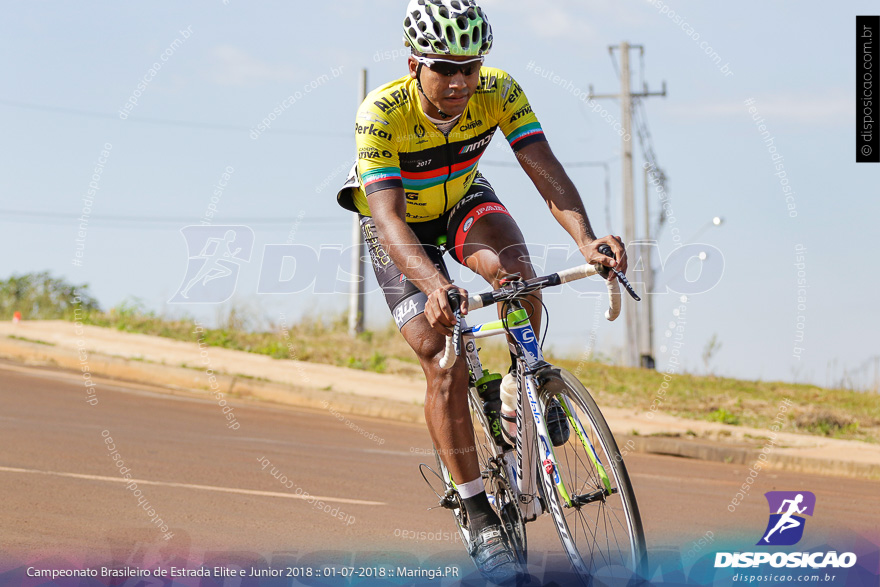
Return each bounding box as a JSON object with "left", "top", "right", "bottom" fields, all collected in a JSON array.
[
  {"left": 362, "top": 167, "right": 403, "bottom": 188},
  {"left": 505, "top": 122, "right": 544, "bottom": 148}
]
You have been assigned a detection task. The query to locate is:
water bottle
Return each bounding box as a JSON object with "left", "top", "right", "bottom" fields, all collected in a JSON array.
[
  {"left": 499, "top": 373, "right": 518, "bottom": 442},
  {"left": 476, "top": 372, "right": 506, "bottom": 447}
]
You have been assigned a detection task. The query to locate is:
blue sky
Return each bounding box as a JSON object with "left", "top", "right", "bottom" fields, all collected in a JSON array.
[{"left": 2, "top": 0, "right": 877, "bottom": 389}]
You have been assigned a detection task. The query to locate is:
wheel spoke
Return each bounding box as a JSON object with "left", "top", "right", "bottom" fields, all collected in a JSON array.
[{"left": 536, "top": 368, "right": 647, "bottom": 583}]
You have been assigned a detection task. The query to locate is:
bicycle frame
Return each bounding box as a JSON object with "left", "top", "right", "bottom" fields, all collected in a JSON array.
[{"left": 459, "top": 301, "right": 613, "bottom": 522}]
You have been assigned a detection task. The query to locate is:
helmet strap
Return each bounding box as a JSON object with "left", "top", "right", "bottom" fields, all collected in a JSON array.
[{"left": 415, "top": 63, "right": 452, "bottom": 119}]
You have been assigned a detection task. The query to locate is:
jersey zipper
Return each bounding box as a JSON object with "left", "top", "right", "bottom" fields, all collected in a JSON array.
[{"left": 443, "top": 133, "right": 452, "bottom": 214}]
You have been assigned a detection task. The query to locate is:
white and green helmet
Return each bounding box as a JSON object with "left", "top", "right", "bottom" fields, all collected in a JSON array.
[{"left": 403, "top": 0, "right": 493, "bottom": 56}]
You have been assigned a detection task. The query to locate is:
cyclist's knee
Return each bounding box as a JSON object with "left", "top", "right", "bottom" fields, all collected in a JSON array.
[
  {"left": 498, "top": 245, "right": 534, "bottom": 276},
  {"left": 422, "top": 359, "right": 467, "bottom": 398},
  {"left": 486, "top": 245, "right": 536, "bottom": 285}
]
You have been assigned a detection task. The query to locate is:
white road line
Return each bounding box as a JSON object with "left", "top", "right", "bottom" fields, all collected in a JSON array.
[{"left": 0, "top": 465, "right": 384, "bottom": 506}]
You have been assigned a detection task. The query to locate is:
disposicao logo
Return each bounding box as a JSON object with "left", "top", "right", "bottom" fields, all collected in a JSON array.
[
  {"left": 758, "top": 491, "right": 815, "bottom": 546},
  {"left": 169, "top": 226, "right": 254, "bottom": 304},
  {"left": 715, "top": 491, "right": 857, "bottom": 570}
]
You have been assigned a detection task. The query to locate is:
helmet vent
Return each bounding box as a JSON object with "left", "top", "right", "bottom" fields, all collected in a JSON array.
[
  {"left": 456, "top": 16, "right": 467, "bottom": 29},
  {"left": 434, "top": 21, "right": 442, "bottom": 36},
  {"left": 404, "top": 17, "right": 412, "bottom": 27},
  {"left": 438, "top": 5, "right": 449, "bottom": 18},
  {"left": 413, "top": 10, "right": 421, "bottom": 19},
  {"left": 445, "top": 25, "right": 454, "bottom": 41},
  {"left": 451, "top": 0, "right": 461, "bottom": 9},
  {"left": 460, "top": 33, "right": 469, "bottom": 50},
  {"left": 472, "top": 27, "right": 479, "bottom": 43},
  {"left": 408, "top": 27, "right": 418, "bottom": 39},
  {"left": 466, "top": 7, "right": 476, "bottom": 19},
  {"left": 418, "top": 21, "right": 427, "bottom": 32}
]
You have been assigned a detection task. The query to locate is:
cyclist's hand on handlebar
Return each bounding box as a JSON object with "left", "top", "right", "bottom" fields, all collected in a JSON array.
[
  {"left": 425, "top": 284, "right": 469, "bottom": 335},
  {"left": 582, "top": 235, "right": 627, "bottom": 278}
]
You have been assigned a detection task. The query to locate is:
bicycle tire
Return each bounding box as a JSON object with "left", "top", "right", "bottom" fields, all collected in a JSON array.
[
  {"left": 434, "top": 386, "right": 528, "bottom": 565},
  {"left": 533, "top": 366, "right": 648, "bottom": 584}
]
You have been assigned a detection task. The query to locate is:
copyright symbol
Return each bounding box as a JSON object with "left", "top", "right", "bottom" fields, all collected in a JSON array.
[{"left": 862, "top": 145, "right": 872, "bottom": 157}]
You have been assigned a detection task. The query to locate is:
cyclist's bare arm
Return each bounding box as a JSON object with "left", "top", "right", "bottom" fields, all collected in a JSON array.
[
  {"left": 367, "top": 188, "right": 469, "bottom": 334},
  {"left": 514, "top": 141, "right": 627, "bottom": 275}
]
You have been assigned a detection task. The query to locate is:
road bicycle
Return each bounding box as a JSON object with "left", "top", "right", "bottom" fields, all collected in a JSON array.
[{"left": 421, "top": 249, "right": 648, "bottom": 585}]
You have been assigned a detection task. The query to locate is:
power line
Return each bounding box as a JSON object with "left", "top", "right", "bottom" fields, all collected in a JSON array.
[
  {"left": 481, "top": 160, "right": 608, "bottom": 168},
  {"left": 0, "top": 209, "right": 347, "bottom": 227},
  {"left": 482, "top": 158, "right": 615, "bottom": 232},
  {"left": 0, "top": 98, "right": 352, "bottom": 138}
]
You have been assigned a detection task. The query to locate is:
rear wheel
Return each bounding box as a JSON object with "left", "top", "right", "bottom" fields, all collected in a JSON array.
[
  {"left": 534, "top": 367, "right": 647, "bottom": 585},
  {"left": 434, "top": 387, "right": 527, "bottom": 565}
]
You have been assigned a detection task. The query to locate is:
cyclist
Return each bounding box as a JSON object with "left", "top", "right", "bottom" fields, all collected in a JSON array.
[{"left": 336, "top": 0, "right": 627, "bottom": 581}]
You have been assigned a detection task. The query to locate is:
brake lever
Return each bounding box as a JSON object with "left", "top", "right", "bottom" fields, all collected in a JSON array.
[
  {"left": 448, "top": 290, "right": 463, "bottom": 357},
  {"left": 597, "top": 244, "right": 641, "bottom": 302}
]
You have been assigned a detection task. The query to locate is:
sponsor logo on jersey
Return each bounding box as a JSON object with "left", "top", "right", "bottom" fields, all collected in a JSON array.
[
  {"left": 476, "top": 73, "right": 498, "bottom": 94},
  {"left": 459, "top": 119, "right": 484, "bottom": 132},
  {"left": 374, "top": 89, "right": 409, "bottom": 115},
  {"left": 413, "top": 123, "right": 429, "bottom": 144},
  {"left": 462, "top": 217, "right": 474, "bottom": 232},
  {"left": 510, "top": 104, "right": 533, "bottom": 123},
  {"left": 358, "top": 147, "right": 394, "bottom": 160},
  {"left": 459, "top": 134, "right": 493, "bottom": 155},
  {"left": 500, "top": 76, "right": 514, "bottom": 104},
  {"left": 355, "top": 123, "right": 393, "bottom": 141},
  {"left": 506, "top": 83, "right": 524, "bottom": 107},
  {"left": 405, "top": 192, "right": 419, "bottom": 201}
]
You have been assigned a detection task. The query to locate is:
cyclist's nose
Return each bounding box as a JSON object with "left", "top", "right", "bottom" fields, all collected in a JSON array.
[{"left": 449, "top": 73, "right": 467, "bottom": 88}]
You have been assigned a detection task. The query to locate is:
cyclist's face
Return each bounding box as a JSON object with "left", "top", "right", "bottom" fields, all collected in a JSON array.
[{"left": 409, "top": 54, "right": 481, "bottom": 118}]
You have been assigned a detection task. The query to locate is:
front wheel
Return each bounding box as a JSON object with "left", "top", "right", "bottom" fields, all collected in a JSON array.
[{"left": 534, "top": 367, "right": 648, "bottom": 585}]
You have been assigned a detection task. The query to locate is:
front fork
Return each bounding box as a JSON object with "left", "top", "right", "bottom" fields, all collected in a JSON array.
[{"left": 504, "top": 303, "right": 612, "bottom": 516}]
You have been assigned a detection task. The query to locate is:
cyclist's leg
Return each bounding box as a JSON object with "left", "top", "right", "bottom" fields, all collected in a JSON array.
[
  {"left": 360, "top": 216, "right": 480, "bottom": 485},
  {"left": 401, "top": 315, "right": 479, "bottom": 483},
  {"left": 446, "top": 182, "right": 572, "bottom": 448},
  {"left": 447, "top": 179, "right": 542, "bottom": 338}
]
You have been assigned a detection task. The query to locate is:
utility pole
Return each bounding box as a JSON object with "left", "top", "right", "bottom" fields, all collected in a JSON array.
[
  {"left": 641, "top": 166, "right": 656, "bottom": 370},
  {"left": 348, "top": 68, "right": 368, "bottom": 336},
  {"left": 589, "top": 42, "right": 666, "bottom": 368}
]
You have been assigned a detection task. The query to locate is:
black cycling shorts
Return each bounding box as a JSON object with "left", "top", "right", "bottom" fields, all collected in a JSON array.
[{"left": 361, "top": 175, "right": 512, "bottom": 330}]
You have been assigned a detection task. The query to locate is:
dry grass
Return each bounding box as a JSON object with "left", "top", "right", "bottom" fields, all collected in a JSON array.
[{"left": 75, "top": 303, "right": 880, "bottom": 443}]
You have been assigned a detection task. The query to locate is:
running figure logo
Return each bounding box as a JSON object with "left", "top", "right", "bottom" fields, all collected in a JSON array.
[
  {"left": 757, "top": 491, "right": 816, "bottom": 546},
  {"left": 169, "top": 226, "right": 254, "bottom": 303}
]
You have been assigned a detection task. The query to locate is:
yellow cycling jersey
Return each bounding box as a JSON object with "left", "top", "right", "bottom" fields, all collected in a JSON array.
[{"left": 336, "top": 66, "right": 546, "bottom": 222}]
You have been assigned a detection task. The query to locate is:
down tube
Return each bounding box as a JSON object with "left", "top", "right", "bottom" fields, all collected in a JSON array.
[{"left": 524, "top": 375, "right": 572, "bottom": 507}]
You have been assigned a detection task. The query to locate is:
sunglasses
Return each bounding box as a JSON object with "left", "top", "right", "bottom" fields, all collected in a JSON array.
[{"left": 413, "top": 55, "right": 484, "bottom": 77}]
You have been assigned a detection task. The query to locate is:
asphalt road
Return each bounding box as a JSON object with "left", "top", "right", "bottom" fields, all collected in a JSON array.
[{"left": 1, "top": 359, "right": 878, "bottom": 578}]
